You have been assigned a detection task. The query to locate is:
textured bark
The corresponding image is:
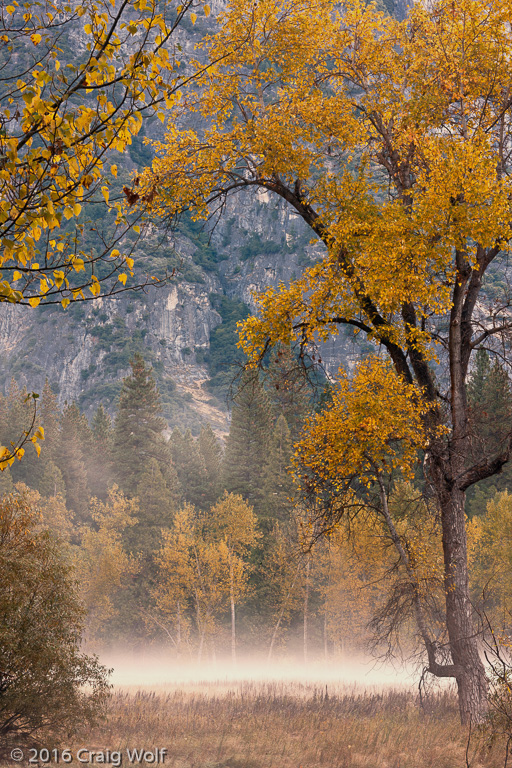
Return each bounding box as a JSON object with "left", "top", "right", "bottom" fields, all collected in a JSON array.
[{"left": 436, "top": 477, "right": 488, "bottom": 723}]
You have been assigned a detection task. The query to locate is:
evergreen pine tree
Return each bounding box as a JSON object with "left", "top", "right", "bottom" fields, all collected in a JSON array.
[
  {"left": 266, "top": 345, "right": 311, "bottom": 442},
  {"left": 127, "top": 458, "right": 176, "bottom": 555},
  {"left": 40, "top": 380, "right": 62, "bottom": 464},
  {"left": 88, "top": 405, "right": 114, "bottom": 500},
  {"left": 113, "top": 354, "right": 170, "bottom": 496},
  {"left": 38, "top": 460, "right": 66, "bottom": 499},
  {"left": 467, "top": 348, "right": 492, "bottom": 420},
  {"left": 263, "top": 414, "right": 294, "bottom": 524},
  {"left": 223, "top": 369, "right": 273, "bottom": 515},
  {"left": 467, "top": 350, "right": 512, "bottom": 516},
  {"left": 57, "top": 403, "right": 90, "bottom": 521},
  {"left": 169, "top": 428, "right": 209, "bottom": 509},
  {"left": 198, "top": 423, "right": 223, "bottom": 507}
]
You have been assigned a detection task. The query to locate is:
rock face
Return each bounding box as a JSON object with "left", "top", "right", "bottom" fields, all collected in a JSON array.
[
  {"left": 0, "top": 270, "right": 227, "bottom": 432},
  {"left": 0, "top": 191, "right": 364, "bottom": 434}
]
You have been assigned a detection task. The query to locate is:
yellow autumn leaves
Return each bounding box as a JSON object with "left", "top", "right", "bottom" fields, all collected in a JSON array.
[
  {"left": 141, "top": 0, "right": 512, "bottom": 372},
  {"left": 293, "top": 358, "right": 429, "bottom": 494},
  {"left": 0, "top": 0, "right": 209, "bottom": 309}
]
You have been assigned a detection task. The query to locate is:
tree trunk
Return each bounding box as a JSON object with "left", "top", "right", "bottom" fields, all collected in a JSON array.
[
  {"left": 268, "top": 561, "right": 301, "bottom": 661},
  {"left": 230, "top": 558, "right": 236, "bottom": 665},
  {"left": 176, "top": 600, "right": 182, "bottom": 655},
  {"left": 439, "top": 482, "right": 488, "bottom": 724},
  {"left": 381, "top": 464, "right": 488, "bottom": 724},
  {"left": 303, "top": 553, "right": 310, "bottom": 665},
  {"left": 231, "top": 594, "right": 236, "bottom": 664}
]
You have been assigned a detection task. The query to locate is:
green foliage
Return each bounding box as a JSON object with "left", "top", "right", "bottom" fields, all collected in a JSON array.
[
  {"left": 205, "top": 294, "right": 251, "bottom": 400},
  {"left": 198, "top": 424, "right": 223, "bottom": 508},
  {"left": 113, "top": 354, "right": 171, "bottom": 496},
  {"left": 467, "top": 351, "right": 512, "bottom": 517},
  {"left": 0, "top": 492, "right": 109, "bottom": 754},
  {"left": 240, "top": 232, "right": 281, "bottom": 261},
  {"left": 169, "top": 429, "right": 209, "bottom": 510},
  {"left": 38, "top": 460, "right": 66, "bottom": 500},
  {"left": 87, "top": 406, "right": 115, "bottom": 501},
  {"left": 128, "top": 458, "right": 179, "bottom": 555},
  {"left": 265, "top": 345, "right": 312, "bottom": 442},
  {"left": 40, "top": 380, "right": 62, "bottom": 464},
  {"left": 263, "top": 414, "right": 294, "bottom": 524},
  {"left": 57, "top": 404, "right": 91, "bottom": 522},
  {"left": 223, "top": 370, "right": 273, "bottom": 516}
]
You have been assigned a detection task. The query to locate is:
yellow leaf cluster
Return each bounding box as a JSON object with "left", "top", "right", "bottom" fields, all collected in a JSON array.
[
  {"left": 294, "top": 358, "right": 428, "bottom": 491},
  {"left": 0, "top": 0, "right": 192, "bottom": 308}
]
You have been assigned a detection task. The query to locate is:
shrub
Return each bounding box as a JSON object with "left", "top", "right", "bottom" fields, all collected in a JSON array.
[{"left": 0, "top": 492, "right": 110, "bottom": 756}]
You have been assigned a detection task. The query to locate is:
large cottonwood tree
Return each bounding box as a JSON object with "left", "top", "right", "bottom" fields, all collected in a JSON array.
[{"left": 142, "top": 0, "right": 512, "bottom": 722}]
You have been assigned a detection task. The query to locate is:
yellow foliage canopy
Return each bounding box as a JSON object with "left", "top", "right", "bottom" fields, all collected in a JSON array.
[
  {"left": 295, "top": 358, "right": 428, "bottom": 492},
  {"left": 144, "top": 0, "right": 512, "bottom": 366}
]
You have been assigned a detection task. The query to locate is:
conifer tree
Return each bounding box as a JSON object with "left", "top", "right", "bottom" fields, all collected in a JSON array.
[
  {"left": 88, "top": 406, "right": 114, "bottom": 500},
  {"left": 198, "top": 424, "right": 223, "bottom": 507},
  {"left": 57, "top": 403, "right": 90, "bottom": 522},
  {"left": 169, "top": 428, "right": 209, "bottom": 510},
  {"left": 467, "top": 349, "right": 492, "bottom": 421},
  {"left": 38, "top": 460, "right": 66, "bottom": 500},
  {"left": 40, "top": 380, "right": 62, "bottom": 465},
  {"left": 127, "top": 458, "right": 177, "bottom": 556},
  {"left": 113, "top": 354, "right": 170, "bottom": 496},
  {"left": 467, "top": 351, "right": 512, "bottom": 516},
  {"left": 266, "top": 345, "right": 311, "bottom": 442},
  {"left": 263, "top": 414, "right": 294, "bottom": 524},
  {"left": 223, "top": 370, "right": 273, "bottom": 515}
]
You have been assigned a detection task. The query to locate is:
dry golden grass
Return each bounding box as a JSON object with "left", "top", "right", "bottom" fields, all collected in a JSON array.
[{"left": 76, "top": 679, "right": 508, "bottom": 768}]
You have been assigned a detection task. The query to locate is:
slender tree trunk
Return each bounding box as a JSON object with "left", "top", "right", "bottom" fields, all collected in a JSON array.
[
  {"left": 194, "top": 590, "right": 204, "bottom": 663},
  {"left": 268, "top": 562, "right": 301, "bottom": 661},
  {"left": 324, "top": 548, "right": 332, "bottom": 661},
  {"left": 303, "top": 553, "right": 310, "bottom": 665},
  {"left": 230, "top": 558, "right": 236, "bottom": 665},
  {"left": 176, "top": 600, "right": 182, "bottom": 655}
]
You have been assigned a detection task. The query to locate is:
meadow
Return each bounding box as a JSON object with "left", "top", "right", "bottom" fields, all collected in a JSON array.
[{"left": 76, "top": 660, "right": 507, "bottom": 768}]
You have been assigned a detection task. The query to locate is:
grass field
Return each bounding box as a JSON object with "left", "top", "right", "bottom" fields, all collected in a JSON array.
[{"left": 77, "top": 671, "right": 507, "bottom": 768}]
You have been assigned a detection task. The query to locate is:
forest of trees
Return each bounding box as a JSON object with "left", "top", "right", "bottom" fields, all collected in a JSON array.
[{"left": 2, "top": 348, "right": 512, "bottom": 667}]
